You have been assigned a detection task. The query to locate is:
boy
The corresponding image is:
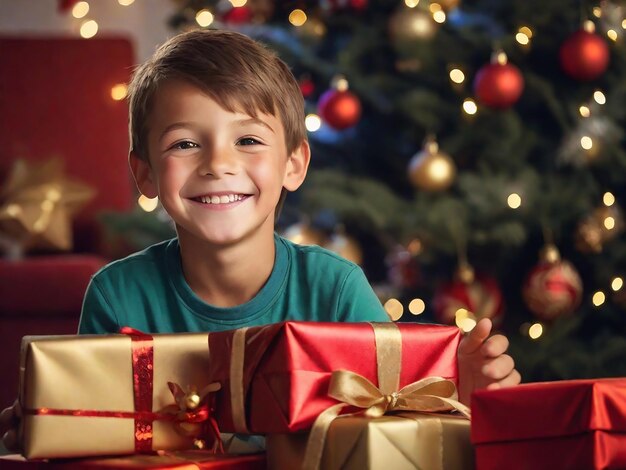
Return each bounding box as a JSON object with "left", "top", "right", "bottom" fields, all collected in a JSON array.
[{"left": 1, "top": 29, "right": 519, "bottom": 450}]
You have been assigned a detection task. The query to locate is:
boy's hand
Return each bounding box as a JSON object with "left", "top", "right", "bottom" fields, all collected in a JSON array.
[
  {"left": 0, "top": 400, "right": 21, "bottom": 452},
  {"left": 457, "top": 318, "right": 520, "bottom": 406}
]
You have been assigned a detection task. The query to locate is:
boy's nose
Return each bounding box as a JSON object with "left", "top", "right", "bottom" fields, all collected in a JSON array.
[{"left": 197, "top": 147, "right": 238, "bottom": 177}]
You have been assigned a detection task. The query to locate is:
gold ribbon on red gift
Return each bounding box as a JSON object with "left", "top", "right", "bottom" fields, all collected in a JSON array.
[
  {"left": 23, "top": 327, "right": 223, "bottom": 454},
  {"left": 301, "top": 322, "right": 470, "bottom": 470}
]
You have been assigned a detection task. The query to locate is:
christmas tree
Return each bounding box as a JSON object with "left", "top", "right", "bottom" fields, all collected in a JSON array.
[{"left": 163, "top": 0, "right": 626, "bottom": 382}]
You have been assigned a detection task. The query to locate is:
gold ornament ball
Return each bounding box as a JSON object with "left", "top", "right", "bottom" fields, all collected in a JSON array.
[
  {"left": 325, "top": 233, "right": 363, "bottom": 265},
  {"left": 575, "top": 219, "right": 603, "bottom": 253},
  {"left": 296, "top": 16, "right": 326, "bottom": 40},
  {"left": 408, "top": 145, "right": 456, "bottom": 191},
  {"left": 184, "top": 392, "right": 201, "bottom": 410},
  {"left": 389, "top": 7, "right": 438, "bottom": 43},
  {"left": 283, "top": 223, "right": 326, "bottom": 246}
]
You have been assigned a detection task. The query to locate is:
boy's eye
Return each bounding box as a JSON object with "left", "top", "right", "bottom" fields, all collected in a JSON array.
[
  {"left": 237, "top": 137, "right": 262, "bottom": 146},
  {"left": 170, "top": 140, "right": 198, "bottom": 150}
]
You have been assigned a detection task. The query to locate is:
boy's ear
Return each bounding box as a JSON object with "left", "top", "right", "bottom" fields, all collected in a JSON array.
[
  {"left": 283, "top": 140, "right": 311, "bottom": 192},
  {"left": 129, "top": 151, "right": 158, "bottom": 199}
]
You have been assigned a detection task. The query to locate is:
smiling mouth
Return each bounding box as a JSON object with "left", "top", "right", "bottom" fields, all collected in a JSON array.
[{"left": 191, "top": 194, "right": 247, "bottom": 205}]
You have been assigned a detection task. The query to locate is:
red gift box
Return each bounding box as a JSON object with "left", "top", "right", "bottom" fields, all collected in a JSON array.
[
  {"left": 0, "top": 452, "right": 266, "bottom": 469},
  {"left": 207, "top": 321, "right": 461, "bottom": 434},
  {"left": 471, "top": 378, "right": 626, "bottom": 470}
]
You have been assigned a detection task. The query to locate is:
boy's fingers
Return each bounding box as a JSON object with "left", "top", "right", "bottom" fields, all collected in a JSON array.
[
  {"left": 481, "top": 354, "right": 515, "bottom": 380},
  {"left": 486, "top": 369, "right": 521, "bottom": 390},
  {"left": 458, "top": 318, "right": 492, "bottom": 355},
  {"left": 481, "top": 334, "right": 509, "bottom": 358}
]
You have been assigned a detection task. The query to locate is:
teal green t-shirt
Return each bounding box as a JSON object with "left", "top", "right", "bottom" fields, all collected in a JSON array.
[{"left": 78, "top": 234, "right": 389, "bottom": 334}]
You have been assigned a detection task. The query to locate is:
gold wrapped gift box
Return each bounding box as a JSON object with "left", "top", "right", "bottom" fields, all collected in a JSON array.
[
  {"left": 267, "top": 412, "right": 474, "bottom": 470},
  {"left": 18, "top": 333, "right": 213, "bottom": 459}
]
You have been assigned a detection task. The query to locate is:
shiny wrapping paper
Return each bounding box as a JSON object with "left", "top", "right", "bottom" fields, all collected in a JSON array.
[
  {"left": 19, "top": 332, "right": 213, "bottom": 459},
  {"left": 207, "top": 321, "right": 461, "bottom": 434},
  {"left": 267, "top": 412, "right": 474, "bottom": 470},
  {"left": 0, "top": 451, "right": 266, "bottom": 469},
  {"left": 471, "top": 378, "right": 626, "bottom": 470}
]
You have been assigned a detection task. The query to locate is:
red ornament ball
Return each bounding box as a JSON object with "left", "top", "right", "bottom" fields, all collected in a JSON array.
[
  {"left": 318, "top": 89, "right": 362, "bottom": 130},
  {"left": 223, "top": 6, "right": 252, "bottom": 24},
  {"left": 433, "top": 274, "right": 504, "bottom": 327},
  {"left": 473, "top": 62, "right": 524, "bottom": 109},
  {"left": 299, "top": 78, "right": 315, "bottom": 98},
  {"left": 559, "top": 30, "right": 609, "bottom": 81},
  {"left": 523, "top": 259, "right": 583, "bottom": 321},
  {"left": 386, "top": 247, "right": 421, "bottom": 290}
]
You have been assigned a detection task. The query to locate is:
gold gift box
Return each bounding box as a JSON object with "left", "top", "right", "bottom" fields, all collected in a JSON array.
[
  {"left": 18, "top": 333, "right": 212, "bottom": 459},
  {"left": 267, "top": 412, "right": 474, "bottom": 470}
]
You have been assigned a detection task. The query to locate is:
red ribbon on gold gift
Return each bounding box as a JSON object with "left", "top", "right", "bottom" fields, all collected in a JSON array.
[{"left": 23, "top": 327, "right": 222, "bottom": 454}]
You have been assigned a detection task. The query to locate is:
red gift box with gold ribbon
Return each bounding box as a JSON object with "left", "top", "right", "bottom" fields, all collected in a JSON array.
[
  {"left": 18, "top": 330, "right": 220, "bottom": 459},
  {"left": 207, "top": 321, "right": 461, "bottom": 434},
  {"left": 471, "top": 378, "right": 626, "bottom": 470}
]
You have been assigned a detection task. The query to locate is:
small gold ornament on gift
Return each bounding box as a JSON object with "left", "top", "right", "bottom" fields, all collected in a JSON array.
[
  {"left": 408, "top": 136, "right": 456, "bottom": 191},
  {"left": 0, "top": 158, "right": 94, "bottom": 256}
]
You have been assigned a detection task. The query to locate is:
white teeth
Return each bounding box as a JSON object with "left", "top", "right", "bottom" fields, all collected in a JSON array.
[{"left": 197, "top": 194, "right": 244, "bottom": 204}]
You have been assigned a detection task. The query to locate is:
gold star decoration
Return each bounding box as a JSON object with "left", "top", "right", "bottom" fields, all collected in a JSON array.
[{"left": 0, "top": 158, "right": 95, "bottom": 254}]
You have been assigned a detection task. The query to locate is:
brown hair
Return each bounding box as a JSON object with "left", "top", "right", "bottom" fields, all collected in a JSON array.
[{"left": 127, "top": 29, "right": 307, "bottom": 161}]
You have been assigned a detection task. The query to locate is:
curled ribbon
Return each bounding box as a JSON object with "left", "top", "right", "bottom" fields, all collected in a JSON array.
[
  {"left": 301, "top": 323, "right": 470, "bottom": 470},
  {"left": 160, "top": 381, "right": 225, "bottom": 454}
]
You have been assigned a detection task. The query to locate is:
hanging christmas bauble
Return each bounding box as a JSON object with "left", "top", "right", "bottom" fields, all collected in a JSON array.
[
  {"left": 575, "top": 217, "right": 604, "bottom": 253},
  {"left": 318, "top": 89, "right": 361, "bottom": 130},
  {"left": 575, "top": 205, "right": 624, "bottom": 253},
  {"left": 559, "top": 24, "right": 609, "bottom": 81},
  {"left": 433, "top": 265, "right": 504, "bottom": 328},
  {"left": 247, "top": 0, "right": 275, "bottom": 23},
  {"left": 407, "top": 138, "right": 456, "bottom": 191},
  {"left": 324, "top": 232, "right": 363, "bottom": 265},
  {"left": 386, "top": 245, "right": 421, "bottom": 290},
  {"left": 223, "top": 6, "right": 252, "bottom": 24},
  {"left": 283, "top": 222, "right": 326, "bottom": 246},
  {"left": 299, "top": 78, "right": 315, "bottom": 98},
  {"left": 523, "top": 244, "right": 583, "bottom": 321},
  {"left": 296, "top": 16, "right": 327, "bottom": 41},
  {"left": 388, "top": 7, "right": 438, "bottom": 43},
  {"left": 473, "top": 52, "right": 524, "bottom": 109}
]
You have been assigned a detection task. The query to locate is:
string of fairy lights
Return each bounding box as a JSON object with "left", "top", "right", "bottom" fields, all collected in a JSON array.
[{"left": 64, "top": 0, "right": 626, "bottom": 339}]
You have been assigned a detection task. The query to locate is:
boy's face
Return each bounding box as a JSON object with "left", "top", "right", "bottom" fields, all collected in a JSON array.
[{"left": 131, "top": 79, "right": 309, "bottom": 247}]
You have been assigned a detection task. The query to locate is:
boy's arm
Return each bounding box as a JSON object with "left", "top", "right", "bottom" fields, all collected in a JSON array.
[
  {"left": 78, "top": 278, "right": 121, "bottom": 334},
  {"left": 335, "top": 266, "right": 390, "bottom": 323}
]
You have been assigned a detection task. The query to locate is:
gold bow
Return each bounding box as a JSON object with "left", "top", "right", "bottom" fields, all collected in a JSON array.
[{"left": 328, "top": 371, "right": 470, "bottom": 418}]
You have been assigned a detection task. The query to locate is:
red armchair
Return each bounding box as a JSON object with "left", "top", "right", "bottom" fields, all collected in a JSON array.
[{"left": 0, "top": 37, "right": 135, "bottom": 408}]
